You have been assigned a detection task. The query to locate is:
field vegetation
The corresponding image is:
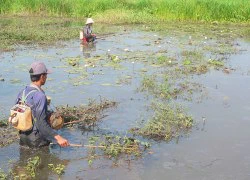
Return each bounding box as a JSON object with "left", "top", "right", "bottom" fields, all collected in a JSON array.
[{"left": 0, "top": 0, "right": 249, "bottom": 23}]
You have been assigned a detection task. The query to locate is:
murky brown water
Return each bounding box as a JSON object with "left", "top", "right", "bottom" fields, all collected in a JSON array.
[{"left": 0, "top": 26, "right": 250, "bottom": 180}]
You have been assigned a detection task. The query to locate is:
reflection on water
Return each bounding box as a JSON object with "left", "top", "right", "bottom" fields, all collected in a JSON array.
[{"left": 80, "top": 42, "right": 96, "bottom": 58}]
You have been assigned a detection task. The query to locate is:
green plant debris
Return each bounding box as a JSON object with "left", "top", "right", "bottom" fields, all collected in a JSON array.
[
  {"left": 0, "top": 119, "right": 8, "bottom": 127},
  {"left": 208, "top": 59, "right": 224, "bottom": 67},
  {"left": 179, "top": 64, "right": 209, "bottom": 75},
  {"left": 115, "top": 75, "right": 132, "bottom": 85},
  {"left": 101, "top": 83, "right": 113, "bottom": 86},
  {"left": 181, "top": 50, "right": 203, "bottom": 61},
  {"left": 25, "top": 156, "right": 41, "bottom": 178},
  {"left": 183, "top": 59, "right": 192, "bottom": 65},
  {"left": 130, "top": 102, "right": 193, "bottom": 142},
  {"left": 140, "top": 75, "right": 181, "bottom": 99},
  {"left": 66, "top": 57, "right": 81, "bottom": 67},
  {"left": 56, "top": 98, "right": 117, "bottom": 128},
  {"left": 48, "top": 164, "right": 65, "bottom": 175},
  {"left": 0, "top": 169, "right": 7, "bottom": 180},
  {"left": 10, "top": 78, "right": 21, "bottom": 84},
  {"left": 151, "top": 55, "right": 176, "bottom": 66},
  {"left": 86, "top": 135, "right": 151, "bottom": 163},
  {"left": 109, "top": 55, "right": 121, "bottom": 63}
]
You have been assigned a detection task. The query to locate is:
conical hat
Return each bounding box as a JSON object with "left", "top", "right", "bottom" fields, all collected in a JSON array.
[{"left": 85, "top": 18, "right": 94, "bottom": 24}]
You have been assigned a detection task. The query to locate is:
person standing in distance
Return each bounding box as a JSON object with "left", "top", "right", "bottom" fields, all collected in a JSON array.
[{"left": 83, "top": 18, "right": 96, "bottom": 43}]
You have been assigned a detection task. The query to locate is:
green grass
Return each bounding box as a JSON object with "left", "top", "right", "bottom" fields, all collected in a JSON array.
[{"left": 0, "top": 0, "right": 249, "bottom": 23}]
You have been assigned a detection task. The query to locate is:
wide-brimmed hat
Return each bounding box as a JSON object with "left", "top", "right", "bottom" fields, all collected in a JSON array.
[
  {"left": 85, "top": 18, "right": 94, "bottom": 25},
  {"left": 29, "top": 61, "right": 52, "bottom": 75}
]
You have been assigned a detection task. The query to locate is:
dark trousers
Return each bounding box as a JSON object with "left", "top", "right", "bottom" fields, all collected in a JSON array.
[{"left": 19, "top": 130, "right": 50, "bottom": 148}]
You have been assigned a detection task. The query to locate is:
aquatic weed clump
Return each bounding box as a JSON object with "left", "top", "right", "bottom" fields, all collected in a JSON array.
[
  {"left": 56, "top": 98, "right": 117, "bottom": 128},
  {"left": 131, "top": 102, "right": 193, "bottom": 142},
  {"left": 140, "top": 74, "right": 187, "bottom": 100},
  {"left": 86, "top": 135, "right": 151, "bottom": 164}
]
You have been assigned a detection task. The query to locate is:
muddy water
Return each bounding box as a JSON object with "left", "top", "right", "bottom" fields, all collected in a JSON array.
[{"left": 0, "top": 28, "right": 250, "bottom": 180}]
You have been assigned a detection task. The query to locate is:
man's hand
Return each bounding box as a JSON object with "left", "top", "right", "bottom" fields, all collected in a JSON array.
[{"left": 54, "top": 135, "right": 69, "bottom": 147}]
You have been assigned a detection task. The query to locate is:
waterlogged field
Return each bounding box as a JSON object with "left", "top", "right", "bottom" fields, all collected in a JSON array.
[{"left": 0, "top": 23, "right": 250, "bottom": 179}]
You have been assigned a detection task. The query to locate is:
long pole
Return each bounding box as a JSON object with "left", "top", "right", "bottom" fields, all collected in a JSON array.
[{"left": 50, "top": 143, "right": 137, "bottom": 150}]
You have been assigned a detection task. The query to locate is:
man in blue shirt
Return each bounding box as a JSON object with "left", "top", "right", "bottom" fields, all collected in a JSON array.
[{"left": 15, "top": 62, "right": 69, "bottom": 148}]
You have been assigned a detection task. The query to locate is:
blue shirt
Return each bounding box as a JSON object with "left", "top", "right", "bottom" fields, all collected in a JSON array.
[{"left": 16, "top": 85, "right": 57, "bottom": 142}]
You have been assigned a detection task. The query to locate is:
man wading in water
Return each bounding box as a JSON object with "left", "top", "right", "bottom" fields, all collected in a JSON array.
[{"left": 13, "top": 62, "right": 69, "bottom": 148}]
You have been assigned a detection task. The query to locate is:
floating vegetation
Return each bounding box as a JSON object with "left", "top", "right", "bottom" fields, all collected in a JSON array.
[
  {"left": 115, "top": 75, "right": 132, "bottom": 85},
  {"left": 0, "top": 120, "right": 7, "bottom": 127},
  {"left": 25, "top": 156, "right": 41, "bottom": 178},
  {"left": 154, "top": 55, "right": 175, "bottom": 66},
  {"left": 0, "top": 169, "right": 7, "bottom": 180},
  {"left": 140, "top": 75, "right": 182, "bottom": 99},
  {"left": 86, "top": 135, "right": 151, "bottom": 163},
  {"left": 67, "top": 75, "right": 89, "bottom": 86},
  {"left": 48, "top": 164, "right": 65, "bottom": 175},
  {"left": 56, "top": 98, "right": 117, "bottom": 128},
  {"left": 9, "top": 78, "right": 21, "bottom": 84},
  {"left": 179, "top": 63, "right": 209, "bottom": 75},
  {"left": 66, "top": 57, "right": 81, "bottom": 67},
  {"left": 208, "top": 59, "right": 224, "bottom": 67},
  {"left": 109, "top": 55, "right": 121, "bottom": 63},
  {"left": 130, "top": 102, "right": 193, "bottom": 142},
  {"left": 104, "top": 54, "right": 123, "bottom": 69},
  {"left": 181, "top": 50, "right": 204, "bottom": 61}
]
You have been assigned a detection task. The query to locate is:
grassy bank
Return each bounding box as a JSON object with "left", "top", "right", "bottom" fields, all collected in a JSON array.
[
  {"left": 0, "top": 16, "right": 122, "bottom": 51},
  {"left": 0, "top": 0, "right": 249, "bottom": 23}
]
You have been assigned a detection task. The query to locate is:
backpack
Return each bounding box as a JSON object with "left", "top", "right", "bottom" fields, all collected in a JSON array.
[{"left": 9, "top": 89, "right": 37, "bottom": 131}]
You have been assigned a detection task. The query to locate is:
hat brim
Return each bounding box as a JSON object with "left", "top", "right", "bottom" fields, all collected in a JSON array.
[{"left": 86, "top": 21, "right": 94, "bottom": 24}]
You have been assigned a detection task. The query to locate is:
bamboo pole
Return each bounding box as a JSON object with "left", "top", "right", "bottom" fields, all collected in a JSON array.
[
  {"left": 50, "top": 143, "right": 105, "bottom": 148},
  {"left": 50, "top": 143, "right": 137, "bottom": 150}
]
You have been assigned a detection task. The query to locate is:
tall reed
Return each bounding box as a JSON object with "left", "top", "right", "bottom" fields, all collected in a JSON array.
[{"left": 0, "top": 0, "right": 249, "bottom": 22}]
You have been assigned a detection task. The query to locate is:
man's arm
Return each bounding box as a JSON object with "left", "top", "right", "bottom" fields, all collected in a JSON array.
[{"left": 54, "top": 135, "right": 69, "bottom": 147}]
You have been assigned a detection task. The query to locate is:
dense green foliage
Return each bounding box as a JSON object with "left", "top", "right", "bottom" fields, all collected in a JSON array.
[{"left": 0, "top": 0, "right": 249, "bottom": 23}]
